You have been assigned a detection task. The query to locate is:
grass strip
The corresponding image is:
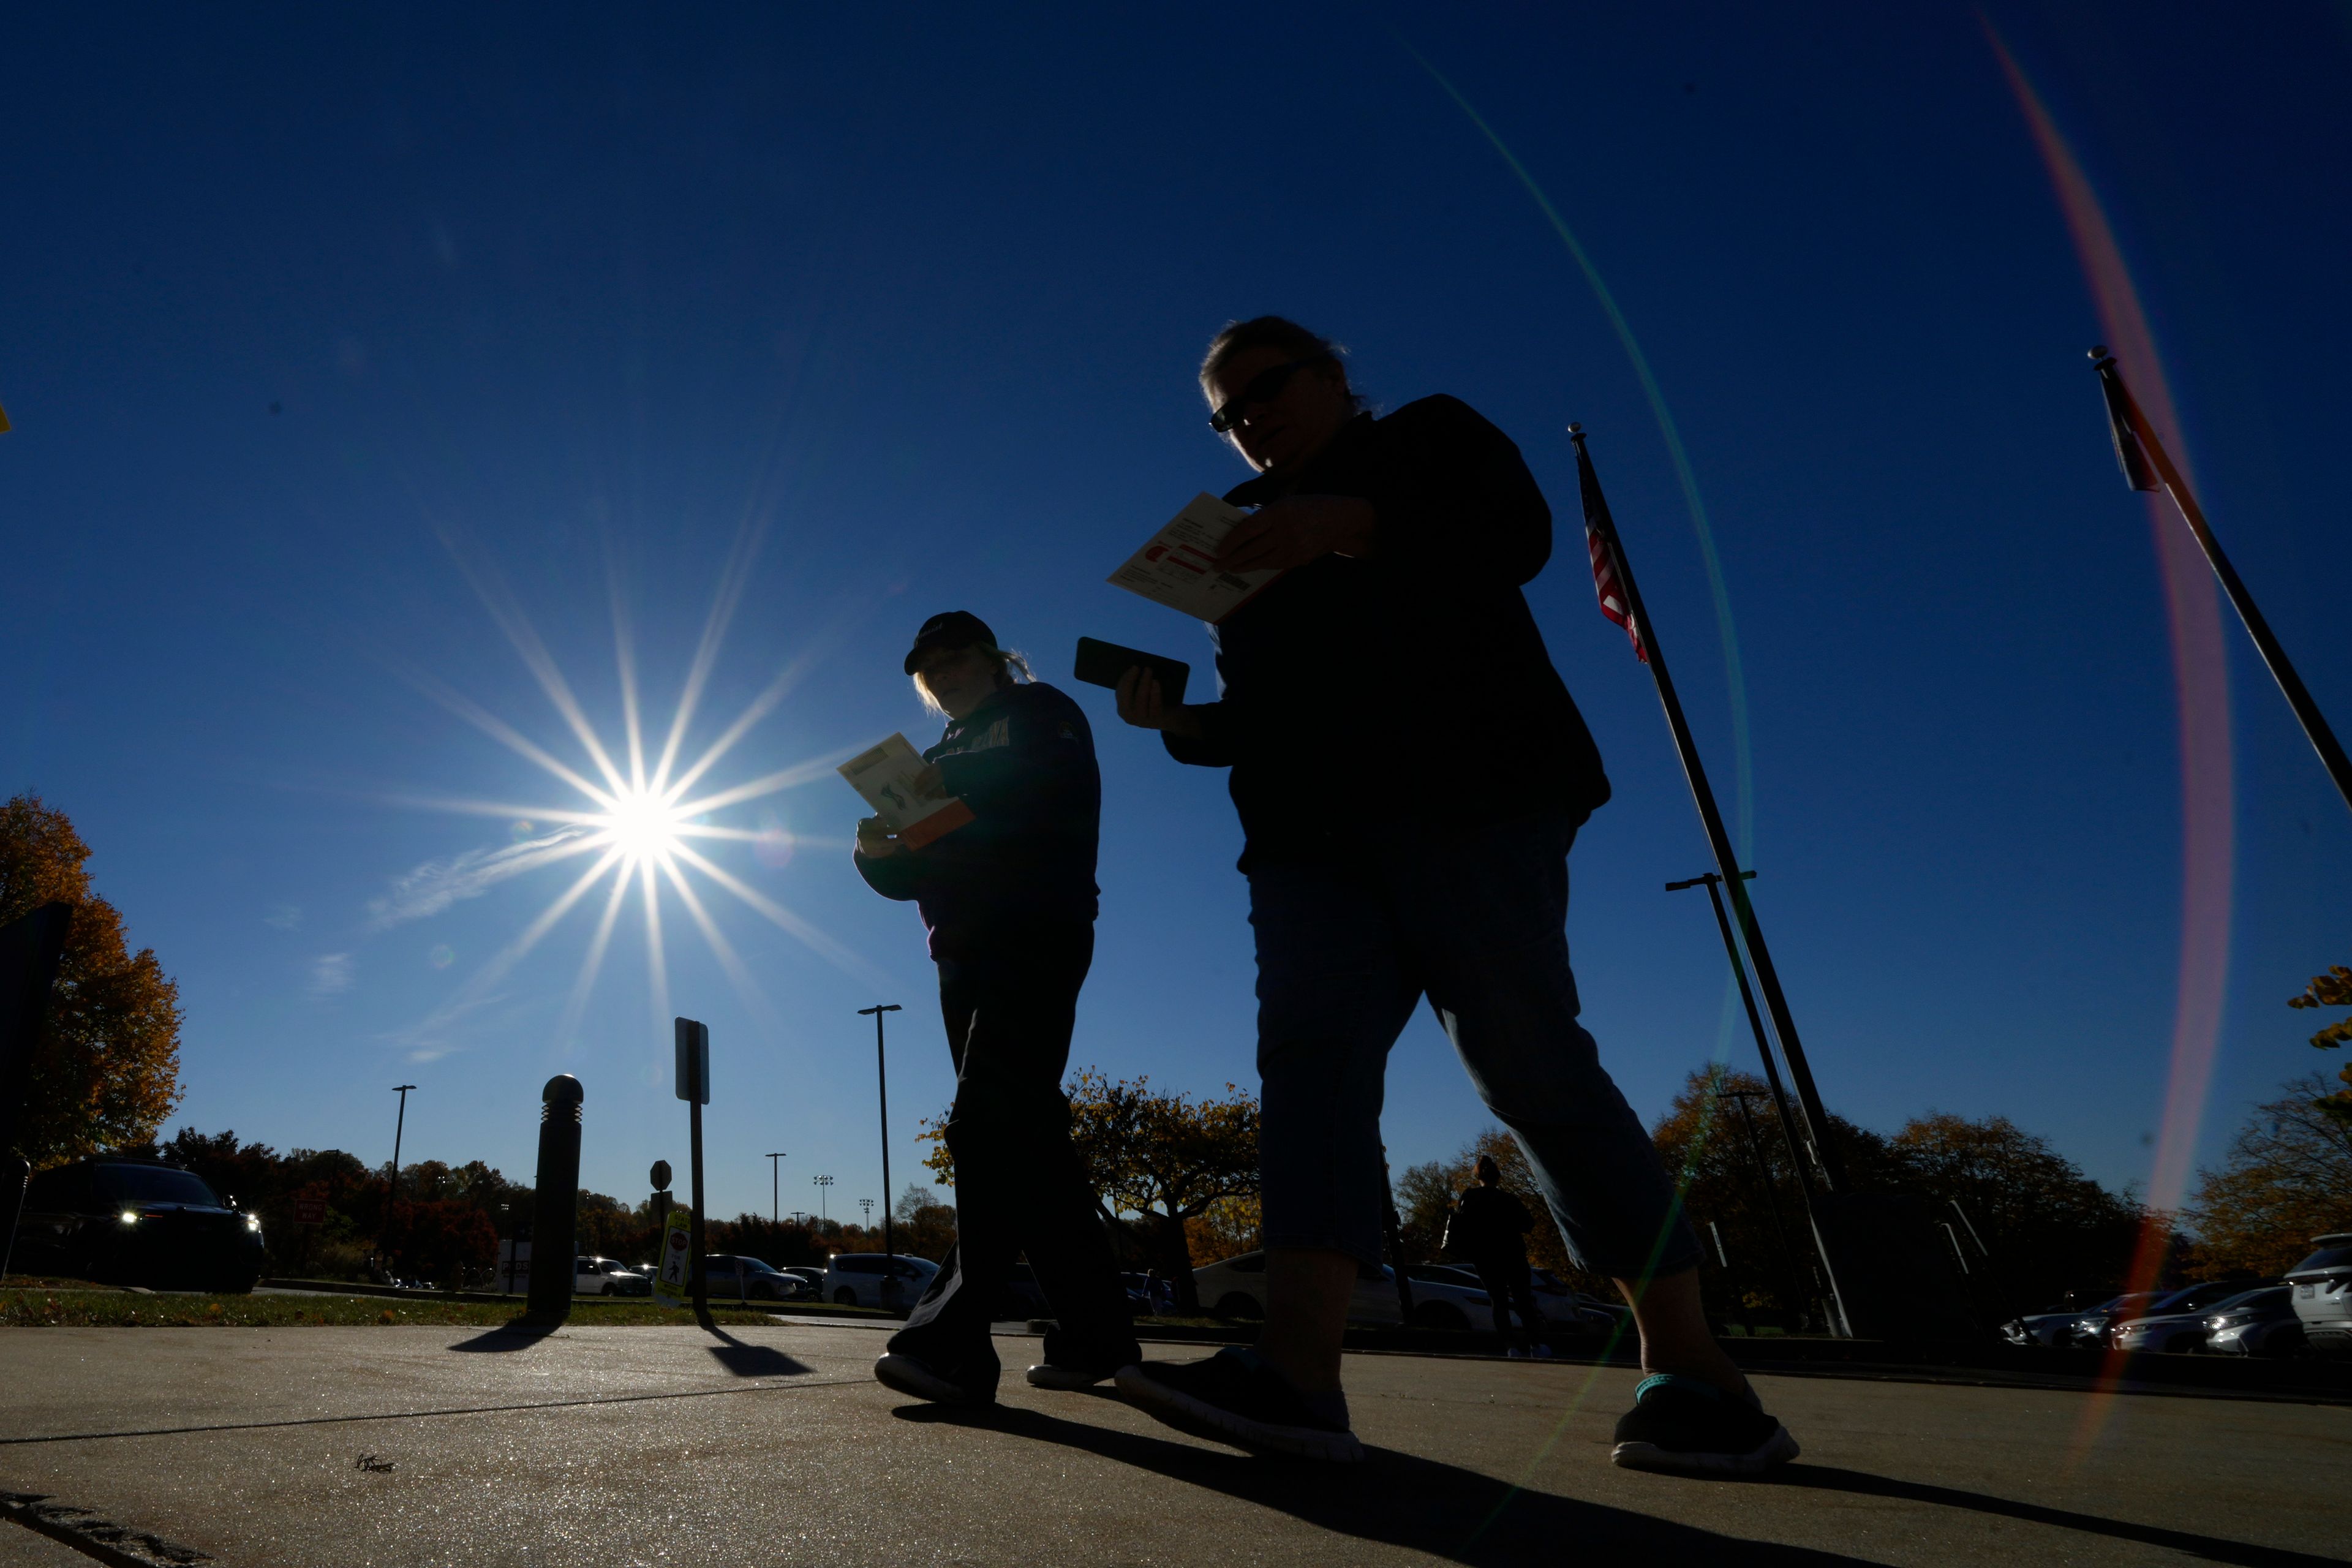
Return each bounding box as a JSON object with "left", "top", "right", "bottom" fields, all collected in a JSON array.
[{"left": 1, "top": 1289, "right": 775, "bottom": 1329}]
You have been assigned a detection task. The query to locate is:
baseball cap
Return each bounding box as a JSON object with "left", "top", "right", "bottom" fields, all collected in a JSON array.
[{"left": 903, "top": 610, "right": 998, "bottom": 674}]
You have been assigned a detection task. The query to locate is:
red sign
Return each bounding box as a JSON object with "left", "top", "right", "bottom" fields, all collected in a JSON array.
[{"left": 293, "top": 1197, "right": 327, "bottom": 1226}]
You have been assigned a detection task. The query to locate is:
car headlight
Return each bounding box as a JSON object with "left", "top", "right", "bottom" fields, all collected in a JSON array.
[
  {"left": 244, "top": 1215, "right": 263, "bottom": 1233},
  {"left": 118, "top": 1209, "right": 140, "bottom": 1226}
]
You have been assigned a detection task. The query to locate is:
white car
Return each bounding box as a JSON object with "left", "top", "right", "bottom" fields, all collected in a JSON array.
[
  {"left": 823, "top": 1252, "right": 938, "bottom": 1310},
  {"left": 573, "top": 1255, "right": 652, "bottom": 1297},
  {"left": 1195, "top": 1251, "right": 1502, "bottom": 1332},
  {"left": 1410, "top": 1264, "right": 1624, "bottom": 1333},
  {"left": 2286, "top": 1233, "right": 2352, "bottom": 1355}
]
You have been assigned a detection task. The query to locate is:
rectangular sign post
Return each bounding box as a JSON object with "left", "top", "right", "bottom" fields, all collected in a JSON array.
[{"left": 675, "top": 1017, "right": 713, "bottom": 1330}]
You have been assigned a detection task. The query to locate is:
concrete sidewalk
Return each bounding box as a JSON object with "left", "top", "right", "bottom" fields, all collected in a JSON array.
[{"left": 2, "top": 1322, "right": 2343, "bottom": 1567}]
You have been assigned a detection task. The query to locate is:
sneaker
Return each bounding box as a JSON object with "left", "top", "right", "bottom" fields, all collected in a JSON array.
[
  {"left": 1024, "top": 1360, "right": 1126, "bottom": 1390},
  {"left": 1610, "top": 1373, "right": 1798, "bottom": 1476},
  {"left": 1531, "top": 1343, "right": 1555, "bottom": 1360},
  {"left": 873, "top": 1351, "right": 995, "bottom": 1406},
  {"left": 1505, "top": 1346, "right": 1529, "bottom": 1359},
  {"left": 1115, "top": 1348, "right": 1362, "bottom": 1462}
]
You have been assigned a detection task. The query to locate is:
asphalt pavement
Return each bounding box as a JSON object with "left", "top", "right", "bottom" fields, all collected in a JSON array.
[{"left": 1, "top": 1319, "right": 2343, "bottom": 1567}]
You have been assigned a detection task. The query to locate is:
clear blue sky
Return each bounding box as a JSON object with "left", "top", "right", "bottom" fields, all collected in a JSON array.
[{"left": 4, "top": 4, "right": 2345, "bottom": 1224}]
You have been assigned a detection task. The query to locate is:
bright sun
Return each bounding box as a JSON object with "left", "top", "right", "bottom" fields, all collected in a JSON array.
[{"left": 597, "top": 788, "right": 688, "bottom": 865}]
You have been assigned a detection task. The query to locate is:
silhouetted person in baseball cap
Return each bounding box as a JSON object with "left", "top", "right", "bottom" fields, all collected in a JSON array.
[{"left": 855, "top": 612, "right": 1139, "bottom": 1404}]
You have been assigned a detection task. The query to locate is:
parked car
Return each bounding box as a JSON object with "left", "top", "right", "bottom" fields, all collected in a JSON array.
[
  {"left": 2113, "top": 1284, "right": 2272, "bottom": 1354},
  {"left": 1197, "top": 1251, "right": 1501, "bottom": 1332},
  {"left": 2064, "top": 1291, "right": 2169, "bottom": 1348},
  {"left": 1531, "top": 1267, "right": 1629, "bottom": 1331},
  {"left": 1121, "top": 1272, "right": 1177, "bottom": 1316},
  {"left": 10, "top": 1159, "right": 264, "bottom": 1292},
  {"left": 779, "top": 1265, "right": 827, "bottom": 1297},
  {"left": 1411, "top": 1264, "right": 1624, "bottom": 1333},
  {"left": 2285, "top": 1233, "right": 2352, "bottom": 1355},
  {"left": 2204, "top": 1286, "right": 2305, "bottom": 1357},
  {"left": 824, "top": 1252, "right": 938, "bottom": 1310},
  {"left": 699, "top": 1254, "right": 804, "bottom": 1302},
  {"left": 2002, "top": 1305, "right": 2086, "bottom": 1347},
  {"left": 574, "top": 1256, "right": 652, "bottom": 1297},
  {"left": 2102, "top": 1281, "right": 2256, "bottom": 1349}
]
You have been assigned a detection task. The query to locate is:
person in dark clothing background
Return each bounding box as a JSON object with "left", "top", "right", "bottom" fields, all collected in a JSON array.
[
  {"left": 854, "top": 611, "right": 1139, "bottom": 1405},
  {"left": 1446, "top": 1155, "right": 1546, "bottom": 1358},
  {"left": 1110, "top": 316, "right": 1796, "bottom": 1475}
]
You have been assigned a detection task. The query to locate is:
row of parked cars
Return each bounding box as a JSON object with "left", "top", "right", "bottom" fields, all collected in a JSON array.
[
  {"left": 1191, "top": 1250, "right": 1627, "bottom": 1335},
  {"left": 1999, "top": 1234, "right": 2352, "bottom": 1357},
  {"left": 568, "top": 1252, "right": 939, "bottom": 1306}
]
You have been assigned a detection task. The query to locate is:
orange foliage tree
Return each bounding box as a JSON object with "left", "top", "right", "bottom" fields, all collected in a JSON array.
[{"left": 1, "top": 795, "right": 183, "bottom": 1167}]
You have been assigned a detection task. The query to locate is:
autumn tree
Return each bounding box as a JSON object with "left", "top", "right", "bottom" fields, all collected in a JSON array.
[
  {"left": 1, "top": 795, "right": 183, "bottom": 1167},
  {"left": 2187, "top": 1073, "right": 2352, "bottom": 1277},
  {"left": 2287, "top": 963, "right": 2352, "bottom": 1131},
  {"left": 922, "top": 1069, "right": 1259, "bottom": 1312}
]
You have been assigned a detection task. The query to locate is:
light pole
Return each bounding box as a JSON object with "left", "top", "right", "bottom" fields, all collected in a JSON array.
[
  {"left": 380, "top": 1084, "right": 417, "bottom": 1270},
  {"left": 859, "top": 1197, "right": 875, "bottom": 1231},
  {"left": 766, "top": 1152, "right": 787, "bottom": 1226},
  {"left": 388, "top": 1085, "right": 417, "bottom": 1199},
  {"left": 858, "top": 1005, "right": 902, "bottom": 1288},
  {"left": 813, "top": 1174, "right": 832, "bottom": 1228}
]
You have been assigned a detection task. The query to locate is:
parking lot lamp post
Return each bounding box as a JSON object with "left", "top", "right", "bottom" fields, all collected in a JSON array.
[
  {"left": 858, "top": 1005, "right": 902, "bottom": 1293},
  {"left": 766, "top": 1152, "right": 786, "bottom": 1227},
  {"left": 814, "top": 1174, "right": 832, "bottom": 1229},
  {"left": 380, "top": 1084, "right": 416, "bottom": 1268}
]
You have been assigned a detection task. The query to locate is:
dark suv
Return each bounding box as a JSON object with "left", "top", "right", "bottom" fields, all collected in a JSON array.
[{"left": 12, "top": 1159, "right": 266, "bottom": 1292}]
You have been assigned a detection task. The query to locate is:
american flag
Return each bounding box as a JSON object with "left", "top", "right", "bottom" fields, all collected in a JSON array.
[{"left": 1574, "top": 432, "right": 1648, "bottom": 663}]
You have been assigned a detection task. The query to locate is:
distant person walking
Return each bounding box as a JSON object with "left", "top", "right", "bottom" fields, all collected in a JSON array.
[
  {"left": 854, "top": 611, "right": 1139, "bottom": 1404},
  {"left": 1110, "top": 316, "right": 1796, "bottom": 1474},
  {"left": 1446, "top": 1156, "right": 1545, "bottom": 1357}
]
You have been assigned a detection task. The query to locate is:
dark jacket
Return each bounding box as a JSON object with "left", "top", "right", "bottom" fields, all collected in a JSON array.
[
  {"left": 1446, "top": 1183, "right": 1534, "bottom": 1262},
  {"left": 1162, "top": 395, "right": 1608, "bottom": 867},
  {"left": 852, "top": 681, "right": 1100, "bottom": 941}
]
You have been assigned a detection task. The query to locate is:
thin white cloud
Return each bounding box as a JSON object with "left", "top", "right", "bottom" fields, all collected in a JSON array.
[
  {"left": 310, "top": 953, "right": 354, "bottom": 997},
  {"left": 366, "top": 827, "right": 595, "bottom": 931},
  {"left": 265, "top": 904, "right": 304, "bottom": 931}
]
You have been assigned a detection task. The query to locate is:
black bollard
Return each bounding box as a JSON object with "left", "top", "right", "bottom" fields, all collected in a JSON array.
[{"left": 526, "top": 1075, "right": 584, "bottom": 1322}]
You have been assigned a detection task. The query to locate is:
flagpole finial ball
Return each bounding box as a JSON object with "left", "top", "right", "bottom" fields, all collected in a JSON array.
[
  {"left": 2089, "top": 344, "right": 2110, "bottom": 361},
  {"left": 1567, "top": 421, "right": 1584, "bottom": 435}
]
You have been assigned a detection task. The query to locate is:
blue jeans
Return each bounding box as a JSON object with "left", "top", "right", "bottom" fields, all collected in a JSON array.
[{"left": 1250, "top": 815, "right": 1700, "bottom": 1280}]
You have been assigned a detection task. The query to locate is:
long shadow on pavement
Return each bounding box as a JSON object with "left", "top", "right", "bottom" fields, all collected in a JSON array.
[
  {"left": 704, "top": 1327, "right": 807, "bottom": 1379},
  {"left": 447, "top": 1322, "right": 560, "bottom": 1352},
  {"left": 891, "top": 1403, "right": 1871, "bottom": 1566},
  {"left": 1774, "top": 1464, "right": 2340, "bottom": 1568},
  {"left": 442, "top": 1322, "right": 808, "bottom": 1378}
]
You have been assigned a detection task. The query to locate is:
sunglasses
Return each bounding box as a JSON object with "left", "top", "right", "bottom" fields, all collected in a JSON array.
[{"left": 1208, "top": 356, "right": 1327, "bottom": 434}]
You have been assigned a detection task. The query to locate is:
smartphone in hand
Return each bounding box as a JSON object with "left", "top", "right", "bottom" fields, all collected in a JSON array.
[{"left": 1072, "top": 637, "right": 1189, "bottom": 705}]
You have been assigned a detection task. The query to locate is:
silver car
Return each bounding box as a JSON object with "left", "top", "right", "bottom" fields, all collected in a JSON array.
[
  {"left": 2104, "top": 1281, "right": 2257, "bottom": 1351},
  {"left": 2204, "top": 1286, "right": 2304, "bottom": 1357},
  {"left": 1197, "top": 1251, "right": 1498, "bottom": 1332},
  {"left": 2111, "top": 1284, "right": 2270, "bottom": 1354},
  {"left": 823, "top": 1252, "right": 938, "bottom": 1310},
  {"left": 2285, "top": 1233, "right": 2352, "bottom": 1355}
]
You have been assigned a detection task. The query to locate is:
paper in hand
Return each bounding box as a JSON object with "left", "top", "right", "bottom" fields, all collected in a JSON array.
[
  {"left": 1107, "top": 492, "right": 1281, "bottom": 624},
  {"left": 838, "top": 734, "right": 974, "bottom": 849}
]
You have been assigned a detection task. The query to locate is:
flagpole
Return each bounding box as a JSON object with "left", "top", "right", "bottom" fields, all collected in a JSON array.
[
  {"left": 1568, "top": 424, "right": 1846, "bottom": 1194},
  {"left": 2090, "top": 347, "right": 2352, "bottom": 819}
]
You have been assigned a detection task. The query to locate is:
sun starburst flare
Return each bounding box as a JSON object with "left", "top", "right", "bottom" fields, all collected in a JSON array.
[{"left": 380, "top": 526, "right": 891, "bottom": 1061}]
